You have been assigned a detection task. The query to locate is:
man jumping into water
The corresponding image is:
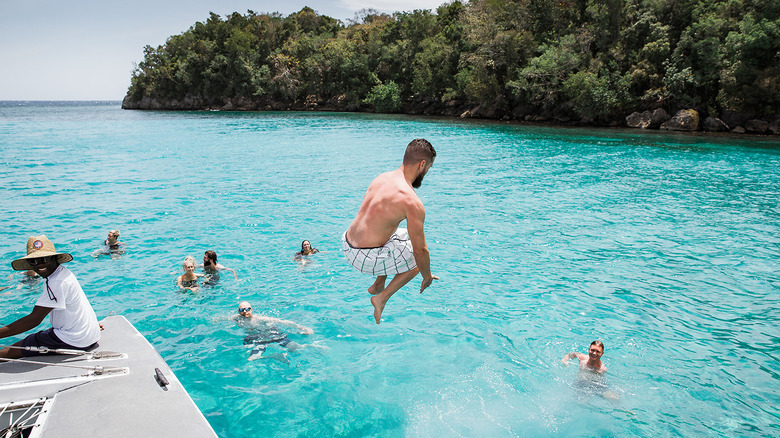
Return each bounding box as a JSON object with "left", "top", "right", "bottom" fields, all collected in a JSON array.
[{"left": 342, "top": 139, "right": 439, "bottom": 324}]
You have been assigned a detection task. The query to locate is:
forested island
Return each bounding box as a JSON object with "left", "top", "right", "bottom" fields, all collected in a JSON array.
[{"left": 123, "top": 0, "right": 779, "bottom": 135}]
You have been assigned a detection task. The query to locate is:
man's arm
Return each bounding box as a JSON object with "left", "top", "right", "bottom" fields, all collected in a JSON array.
[
  {"left": 561, "top": 352, "right": 586, "bottom": 365},
  {"left": 406, "top": 199, "right": 438, "bottom": 293},
  {"left": 261, "top": 316, "right": 314, "bottom": 335},
  {"left": 218, "top": 264, "right": 238, "bottom": 279},
  {"left": 0, "top": 306, "right": 51, "bottom": 339}
]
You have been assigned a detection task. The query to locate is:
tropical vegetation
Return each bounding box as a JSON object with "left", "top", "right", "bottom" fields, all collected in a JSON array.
[{"left": 124, "top": 0, "right": 780, "bottom": 127}]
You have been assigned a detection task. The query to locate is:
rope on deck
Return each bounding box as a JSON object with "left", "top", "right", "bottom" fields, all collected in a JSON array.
[
  {"left": 0, "top": 357, "right": 125, "bottom": 375},
  {"left": 0, "top": 345, "right": 124, "bottom": 359}
]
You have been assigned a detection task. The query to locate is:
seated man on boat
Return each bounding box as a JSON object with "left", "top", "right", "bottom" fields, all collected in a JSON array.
[
  {"left": 234, "top": 301, "right": 313, "bottom": 364},
  {"left": 0, "top": 235, "right": 101, "bottom": 359}
]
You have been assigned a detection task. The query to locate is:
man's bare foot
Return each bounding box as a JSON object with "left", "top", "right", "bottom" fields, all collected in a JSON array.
[{"left": 370, "top": 295, "right": 385, "bottom": 324}]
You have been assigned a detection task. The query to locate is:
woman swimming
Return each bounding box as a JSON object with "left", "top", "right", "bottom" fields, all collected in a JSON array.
[
  {"left": 296, "top": 240, "right": 319, "bottom": 257},
  {"left": 176, "top": 256, "right": 203, "bottom": 292}
]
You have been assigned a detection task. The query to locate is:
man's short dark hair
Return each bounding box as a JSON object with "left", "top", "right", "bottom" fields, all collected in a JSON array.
[{"left": 403, "top": 139, "right": 436, "bottom": 165}]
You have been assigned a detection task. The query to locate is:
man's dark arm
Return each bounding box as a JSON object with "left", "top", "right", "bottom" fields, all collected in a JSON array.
[{"left": 0, "top": 306, "right": 51, "bottom": 339}]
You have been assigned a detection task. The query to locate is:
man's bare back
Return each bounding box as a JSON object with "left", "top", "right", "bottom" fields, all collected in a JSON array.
[
  {"left": 341, "top": 139, "right": 438, "bottom": 324},
  {"left": 346, "top": 168, "right": 422, "bottom": 248}
]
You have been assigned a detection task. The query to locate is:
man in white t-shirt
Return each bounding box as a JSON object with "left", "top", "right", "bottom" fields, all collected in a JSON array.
[{"left": 0, "top": 235, "right": 100, "bottom": 359}]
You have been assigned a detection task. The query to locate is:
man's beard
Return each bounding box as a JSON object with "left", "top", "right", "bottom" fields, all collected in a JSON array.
[{"left": 412, "top": 172, "right": 425, "bottom": 188}]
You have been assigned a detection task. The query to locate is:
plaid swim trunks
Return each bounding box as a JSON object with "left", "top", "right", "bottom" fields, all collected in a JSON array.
[{"left": 342, "top": 228, "right": 417, "bottom": 276}]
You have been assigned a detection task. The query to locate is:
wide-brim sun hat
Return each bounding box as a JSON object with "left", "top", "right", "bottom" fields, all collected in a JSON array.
[{"left": 11, "top": 235, "right": 73, "bottom": 271}]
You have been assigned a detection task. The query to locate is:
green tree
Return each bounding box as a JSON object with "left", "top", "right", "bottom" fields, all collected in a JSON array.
[{"left": 364, "top": 80, "right": 402, "bottom": 112}]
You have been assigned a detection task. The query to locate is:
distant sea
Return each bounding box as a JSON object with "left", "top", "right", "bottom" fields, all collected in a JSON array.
[{"left": 1, "top": 101, "right": 778, "bottom": 437}]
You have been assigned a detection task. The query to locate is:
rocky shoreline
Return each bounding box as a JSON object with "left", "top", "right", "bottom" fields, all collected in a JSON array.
[{"left": 122, "top": 94, "right": 780, "bottom": 137}]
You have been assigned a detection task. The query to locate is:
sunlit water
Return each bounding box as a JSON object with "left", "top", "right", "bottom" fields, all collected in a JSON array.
[{"left": 1, "top": 102, "right": 778, "bottom": 437}]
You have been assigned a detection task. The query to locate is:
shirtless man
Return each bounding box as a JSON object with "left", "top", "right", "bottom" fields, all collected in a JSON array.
[
  {"left": 561, "top": 340, "right": 608, "bottom": 374},
  {"left": 201, "top": 250, "right": 238, "bottom": 280},
  {"left": 561, "top": 340, "right": 620, "bottom": 399},
  {"left": 92, "top": 229, "right": 125, "bottom": 258},
  {"left": 234, "top": 301, "right": 313, "bottom": 363},
  {"left": 342, "top": 139, "right": 439, "bottom": 324}
]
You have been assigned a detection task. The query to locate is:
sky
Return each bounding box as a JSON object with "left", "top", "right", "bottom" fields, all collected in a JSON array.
[{"left": 0, "top": 0, "right": 448, "bottom": 100}]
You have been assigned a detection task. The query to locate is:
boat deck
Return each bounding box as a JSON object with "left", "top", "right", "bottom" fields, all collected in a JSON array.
[{"left": 0, "top": 315, "right": 216, "bottom": 437}]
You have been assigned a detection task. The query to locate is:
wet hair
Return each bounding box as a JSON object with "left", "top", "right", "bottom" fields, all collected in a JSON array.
[
  {"left": 183, "top": 256, "right": 195, "bottom": 268},
  {"left": 590, "top": 340, "right": 605, "bottom": 352},
  {"left": 204, "top": 250, "right": 217, "bottom": 263},
  {"left": 110, "top": 229, "right": 120, "bottom": 238},
  {"left": 300, "top": 240, "right": 315, "bottom": 255},
  {"left": 402, "top": 139, "right": 436, "bottom": 166}
]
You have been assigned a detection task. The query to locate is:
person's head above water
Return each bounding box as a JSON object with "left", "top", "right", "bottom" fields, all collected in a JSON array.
[
  {"left": 183, "top": 256, "right": 195, "bottom": 271},
  {"left": 402, "top": 139, "right": 436, "bottom": 188},
  {"left": 238, "top": 301, "right": 252, "bottom": 318},
  {"left": 300, "top": 240, "right": 315, "bottom": 255},
  {"left": 204, "top": 250, "right": 218, "bottom": 266},
  {"left": 589, "top": 340, "right": 605, "bottom": 360}
]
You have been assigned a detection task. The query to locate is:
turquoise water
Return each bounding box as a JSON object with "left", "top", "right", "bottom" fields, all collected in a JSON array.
[{"left": 1, "top": 102, "right": 778, "bottom": 437}]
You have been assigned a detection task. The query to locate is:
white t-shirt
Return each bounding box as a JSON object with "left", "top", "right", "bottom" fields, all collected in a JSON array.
[{"left": 36, "top": 265, "right": 100, "bottom": 348}]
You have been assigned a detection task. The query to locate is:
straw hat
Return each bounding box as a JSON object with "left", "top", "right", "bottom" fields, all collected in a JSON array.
[{"left": 11, "top": 235, "right": 73, "bottom": 271}]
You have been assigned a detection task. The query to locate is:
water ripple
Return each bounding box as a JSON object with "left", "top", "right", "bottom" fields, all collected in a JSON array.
[{"left": 0, "top": 103, "right": 778, "bottom": 437}]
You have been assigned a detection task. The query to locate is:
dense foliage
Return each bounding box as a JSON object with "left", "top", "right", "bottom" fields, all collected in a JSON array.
[{"left": 125, "top": 1, "right": 780, "bottom": 122}]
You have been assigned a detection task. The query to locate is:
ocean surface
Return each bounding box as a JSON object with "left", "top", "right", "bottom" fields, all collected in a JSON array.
[{"left": 0, "top": 101, "right": 778, "bottom": 437}]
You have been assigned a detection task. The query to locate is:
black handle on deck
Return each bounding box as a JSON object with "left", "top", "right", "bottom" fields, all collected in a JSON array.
[{"left": 154, "top": 367, "right": 169, "bottom": 388}]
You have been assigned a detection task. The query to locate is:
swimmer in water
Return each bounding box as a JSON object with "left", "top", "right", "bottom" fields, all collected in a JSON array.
[
  {"left": 297, "top": 240, "right": 319, "bottom": 257},
  {"left": 2, "top": 270, "right": 41, "bottom": 292},
  {"left": 294, "top": 240, "right": 319, "bottom": 265},
  {"left": 176, "top": 256, "right": 202, "bottom": 292},
  {"left": 561, "top": 340, "right": 619, "bottom": 399},
  {"left": 200, "top": 250, "right": 238, "bottom": 281},
  {"left": 561, "top": 340, "right": 607, "bottom": 373},
  {"left": 234, "top": 301, "right": 313, "bottom": 363},
  {"left": 92, "top": 229, "right": 126, "bottom": 258}
]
